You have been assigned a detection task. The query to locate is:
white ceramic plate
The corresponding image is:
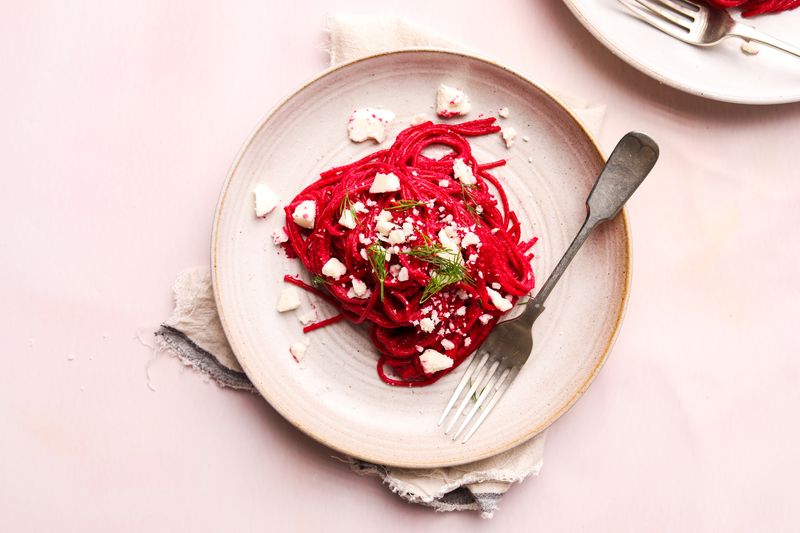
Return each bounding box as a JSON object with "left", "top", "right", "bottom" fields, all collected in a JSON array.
[
  {"left": 212, "top": 49, "right": 630, "bottom": 468},
  {"left": 563, "top": 0, "right": 800, "bottom": 104}
]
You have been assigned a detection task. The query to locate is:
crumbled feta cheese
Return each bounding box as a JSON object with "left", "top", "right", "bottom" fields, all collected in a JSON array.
[
  {"left": 369, "top": 172, "right": 401, "bottom": 194},
  {"left": 461, "top": 232, "right": 480, "bottom": 248},
  {"left": 457, "top": 289, "right": 469, "bottom": 300},
  {"left": 478, "top": 314, "right": 493, "bottom": 325},
  {"left": 254, "top": 184, "right": 279, "bottom": 218},
  {"left": 321, "top": 258, "right": 347, "bottom": 280},
  {"left": 376, "top": 220, "right": 395, "bottom": 236},
  {"left": 359, "top": 248, "right": 369, "bottom": 261},
  {"left": 452, "top": 158, "right": 477, "bottom": 185},
  {"left": 290, "top": 342, "right": 308, "bottom": 362},
  {"left": 410, "top": 113, "right": 428, "bottom": 125},
  {"left": 491, "top": 282, "right": 501, "bottom": 290},
  {"left": 292, "top": 200, "right": 316, "bottom": 229},
  {"left": 298, "top": 308, "right": 318, "bottom": 325},
  {"left": 467, "top": 254, "right": 478, "bottom": 263},
  {"left": 271, "top": 227, "right": 289, "bottom": 245},
  {"left": 438, "top": 179, "right": 450, "bottom": 187},
  {"left": 359, "top": 233, "right": 372, "bottom": 246},
  {"left": 498, "top": 106, "right": 510, "bottom": 118},
  {"left": 352, "top": 201, "right": 368, "bottom": 213},
  {"left": 486, "top": 287, "right": 513, "bottom": 312},
  {"left": 437, "top": 228, "right": 462, "bottom": 261},
  {"left": 455, "top": 307, "right": 466, "bottom": 316},
  {"left": 464, "top": 338, "right": 472, "bottom": 347},
  {"left": 402, "top": 221, "right": 414, "bottom": 236},
  {"left": 338, "top": 209, "right": 356, "bottom": 229},
  {"left": 347, "top": 278, "right": 370, "bottom": 299},
  {"left": 348, "top": 107, "right": 395, "bottom": 143},
  {"left": 415, "top": 345, "right": 424, "bottom": 353},
  {"left": 276, "top": 287, "right": 301, "bottom": 312},
  {"left": 388, "top": 228, "right": 406, "bottom": 245},
  {"left": 420, "top": 317, "right": 435, "bottom": 333},
  {"left": 741, "top": 40, "right": 760, "bottom": 56},
  {"left": 419, "top": 349, "right": 454, "bottom": 374},
  {"left": 366, "top": 199, "right": 377, "bottom": 207},
  {"left": 398, "top": 267, "right": 409, "bottom": 282},
  {"left": 501, "top": 126, "right": 517, "bottom": 148},
  {"left": 389, "top": 264, "right": 401, "bottom": 277},
  {"left": 436, "top": 84, "right": 471, "bottom": 117},
  {"left": 441, "top": 339, "right": 455, "bottom": 351}
]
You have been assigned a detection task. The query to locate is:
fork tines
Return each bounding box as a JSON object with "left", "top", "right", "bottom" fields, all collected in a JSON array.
[
  {"left": 438, "top": 352, "right": 515, "bottom": 443},
  {"left": 618, "top": 0, "right": 699, "bottom": 36}
]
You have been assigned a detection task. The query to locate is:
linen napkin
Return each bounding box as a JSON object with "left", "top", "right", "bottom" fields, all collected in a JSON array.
[{"left": 155, "top": 15, "right": 606, "bottom": 518}]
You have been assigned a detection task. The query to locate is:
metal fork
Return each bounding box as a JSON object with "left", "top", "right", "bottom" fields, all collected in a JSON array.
[
  {"left": 618, "top": 0, "right": 800, "bottom": 59},
  {"left": 439, "top": 132, "right": 659, "bottom": 443}
]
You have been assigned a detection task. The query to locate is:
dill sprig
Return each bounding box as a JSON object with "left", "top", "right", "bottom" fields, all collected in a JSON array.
[
  {"left": 366, "top": 242, "right": 388, "bottom": 301},
  {"left": 338, "top": 191, "right": 360, "bottom": 224},
  {"left": 312, "top": 275, "right": 330, "bottom": 288},
  {"left": 460, "top": 182, "right": 480, "bottom": 219},
  {"left": 386, "top": 199, "right": 426, "bottom": 211},
  {"left": 401, "top": 237, "right": 474, "bottom": 303}
]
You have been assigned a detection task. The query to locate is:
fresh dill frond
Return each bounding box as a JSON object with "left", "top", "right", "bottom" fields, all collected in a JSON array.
[
  {"left": 366, "top": 242, "right": 388, "bottom": 301},
  {"left": 338, "top": 191, "right": 360, "bottom": 224},
  {"left": 401, "top": 239, "right": 474, "bottom": 303},
  {"left": 460, "top": 182, "right": 480, "bottom": 219},
  {"left": 312, "top": 275, "right": 330, "bottom": 288},
  {"left": 386, "top": 199, "right": 426, "bottom": 211}
]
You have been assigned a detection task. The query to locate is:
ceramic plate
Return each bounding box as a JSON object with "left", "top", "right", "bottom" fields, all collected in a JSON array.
[
  {"left": 563, "top": 0, "right": 800, "bottom": 104},
  {"left": 212, "top": 49, "right": 630, "bottom": 468}
]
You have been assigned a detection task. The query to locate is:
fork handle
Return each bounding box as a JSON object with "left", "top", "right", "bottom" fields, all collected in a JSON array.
[
  {"left": 518, "top": 132, "right": 659, "bottom": 328},
  {"left": 731, "top": 23, "right": 800, "bottom": 59}
]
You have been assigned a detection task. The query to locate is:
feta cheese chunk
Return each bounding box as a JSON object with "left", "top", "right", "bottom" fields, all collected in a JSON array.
[
  {"left": 410, "top": 113, "right": 428, "bottom": 126},
  {"left": 478, "top": 313, "right": 493, "bottom": 325},
  {"left": 397, "top": 266, "right": 409, "bottom": 282},
  {"left": 452, "top": 158, "right": 476, "bottom": 185},
  {"left": 321, "top": 258, "right": 347, "bottom": 280},
  {"left": 347, "top": 278, "right": 370, "bottom": 300},
  {"left": 419, "top": 349, "right": 454, "bottom": 374},
  {"left": 388, "top": 228, "right": 406, "bottom": 245},
  {"left": 501, "top": 126, "right": 517, "bottom": 148},
  {"left": 271, "top": 227, "right": 289, "bottom": 245},
  {"left": 375, "top": 209, "right": 395, "bottom": 236},
  {"left": 298, "top": 308, "right": 318, "bottom": 325},
  {"left": 498, "top": 106, "right": 510, "bottom": 118},
  {"left": 437, "top": 228, "right": 462, "bottom": 262},
  {"left": 338, "top": 208, "right": 357, "bottom": 229},
  {"left": 441, "top": 339, "right": 455, "bottom": 351},
  {"left": 436, "top": 84, "right": 471, "bottom": 117},
  {"left": 369, "top": 172, "right": 401, "bottom": 194},
  {"left": 289, "top": 342, "right": 308, "bottom": 362},
  {"left": 348, "top": 107, "right": 395, "bottom": 143},
  {"left": 276, "top": 286, "right": 301, "bottom": 312},
  {"left": 486, "top": 287, "right": 513, "bottom": 312},
  {"left": 420, "top": 317, "right": 435, "bottom": 333},
  {"left": 292, "top": 200, "right": 316, "bottom": 229},
  {"left": 461, "top": 231, "right": 480, "bottom": 248},
  {"left": 254, "top": 184, "right": 279, "bottom": 218}
]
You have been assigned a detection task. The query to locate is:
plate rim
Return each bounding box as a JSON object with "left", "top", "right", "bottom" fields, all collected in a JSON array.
[
  {"left": 211, "top": 47, "right": 632, "bottom": 468},
  {"left": 562, "top": 0, "right": 800, "bottom": 105}
]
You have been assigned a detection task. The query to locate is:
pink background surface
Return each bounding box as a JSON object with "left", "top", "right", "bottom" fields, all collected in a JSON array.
[{"left": 2, "top": 1, "right": 799, "bottom": 531}]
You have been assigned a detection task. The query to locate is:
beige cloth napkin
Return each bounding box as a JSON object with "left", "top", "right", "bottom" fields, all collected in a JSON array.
[{"left": 155, "top": 15, "right": 605, "bottom": 518}]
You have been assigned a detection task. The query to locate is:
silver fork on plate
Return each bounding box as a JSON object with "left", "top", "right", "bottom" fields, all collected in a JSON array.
[
  {"left": 618, "top": 0, "right": 800, "bottom": 59},
  {"left": 439, "top": 132, "right": 659, "bottom": 443}
]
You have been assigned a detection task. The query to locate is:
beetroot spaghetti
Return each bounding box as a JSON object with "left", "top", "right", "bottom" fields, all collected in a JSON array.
[{"left": 282, "top": 118, "right": 536, "bottom": 386}]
